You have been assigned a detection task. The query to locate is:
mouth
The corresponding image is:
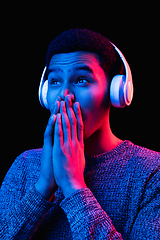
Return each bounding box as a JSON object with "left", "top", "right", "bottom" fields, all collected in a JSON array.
[{"left": 51, "top": 95, "right": 76, "bottom": 114}]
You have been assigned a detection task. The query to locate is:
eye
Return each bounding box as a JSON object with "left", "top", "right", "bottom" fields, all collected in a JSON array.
[
  {"left": 75, "top": 78, "right": 89, "bottom": 86},
  {"left": 49, "top": 79, "right": 61, "bottom": 85}
]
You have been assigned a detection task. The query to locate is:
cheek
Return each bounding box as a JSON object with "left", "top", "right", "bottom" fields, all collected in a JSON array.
[
  {"left": 81, "top": 94, "right": 101, "bottom": 117},
  {"left": 77, "top": 86, "right": 109, "bottom": 137},
  {"left": 47, "top": 89, "right": 58, "bottom": 111},
  {"left": 78, "top": 85, "right": 108, "bottom": 117}
]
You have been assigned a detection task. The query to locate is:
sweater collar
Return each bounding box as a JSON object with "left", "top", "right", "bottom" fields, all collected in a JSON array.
[{"left": 85, "top": 140, "right": 132, "bottom": 164}]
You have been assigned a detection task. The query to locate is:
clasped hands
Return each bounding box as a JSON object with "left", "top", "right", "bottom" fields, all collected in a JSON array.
[{"left": 35, "top": 95, "right": 87, "bottom": 200}]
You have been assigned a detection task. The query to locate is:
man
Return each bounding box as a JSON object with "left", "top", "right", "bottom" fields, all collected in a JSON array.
[{"left": 0, "top": 29, "right": 159, "bottom": 239}]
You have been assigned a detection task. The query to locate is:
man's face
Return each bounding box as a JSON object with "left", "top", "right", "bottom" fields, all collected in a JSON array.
[{"left": 47, "top": 51, "right": 111, "bottom": 140}]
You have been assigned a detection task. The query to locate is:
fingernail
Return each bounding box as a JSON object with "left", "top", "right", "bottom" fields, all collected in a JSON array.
[
  {"left": 61, "top": 101, "right": 65, "bottom": 107},
  {"left": 49, "top": 114, "right": 56, "bottom": 123},
  {"left": 57, "top": 96, "right": 62, "bottom": 101},
  {"left": 66, "top": 95, "right": 72, "bottom": 107},
  {"left": 57, "top": 113, "right": 61, "bottom": 121},
  {"left": 75, "top": 102, "right": 79, "bottom": 109},
  {"left": 67, "top": 95, "right": 71, "bottom": 101}
]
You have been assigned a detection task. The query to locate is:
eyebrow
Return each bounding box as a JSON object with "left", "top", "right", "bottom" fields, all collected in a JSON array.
[
  {"left": 47, "top": 68, "right": 63, "bottom": 75},
  {"left": 73, "top": 66, "right": 93, "bottom": 74}
]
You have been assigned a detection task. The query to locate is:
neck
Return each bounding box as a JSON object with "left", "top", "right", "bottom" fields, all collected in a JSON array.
[{"left": 84, "top": 114, "right": 123, "bottom": 157}]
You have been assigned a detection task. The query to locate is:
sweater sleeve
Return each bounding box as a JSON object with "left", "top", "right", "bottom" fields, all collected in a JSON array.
[
  {"left": 60, "top": 188, "right": 123, "bottom": 239},
  {"left": 0, "top": 152, "right": 55, "bottom": 240},
  {"left": 129, "top": 165, "right": 160, "bottom": 239},
  {"left": 60, "top": 170, "right": 160, "bottom": 240}
]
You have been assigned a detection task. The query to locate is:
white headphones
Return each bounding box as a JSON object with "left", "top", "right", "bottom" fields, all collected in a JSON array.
[{"left": 38, "top": 42, "right": 133, "bottom": 109}]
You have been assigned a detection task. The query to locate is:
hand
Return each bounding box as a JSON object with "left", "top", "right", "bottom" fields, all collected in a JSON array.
[
  {"left": 53, "top": 95, "right": 87, "bottom": 198},
  {"left": 35, "top": 101, "right": 60, "bottom": 200}
]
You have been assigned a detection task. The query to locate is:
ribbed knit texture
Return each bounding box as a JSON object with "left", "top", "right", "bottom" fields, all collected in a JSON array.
[{"left": 0, "top": 140, "right": 159, "bottom": 239}]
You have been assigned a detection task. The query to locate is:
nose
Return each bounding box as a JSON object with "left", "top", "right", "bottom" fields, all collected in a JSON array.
[{"left": 59, "top": 86, "right": 75, "bottom": 102}]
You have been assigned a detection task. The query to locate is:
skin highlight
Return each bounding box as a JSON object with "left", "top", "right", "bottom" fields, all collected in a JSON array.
[
  {"left": 47, "top": 51, "right": 122, "bottom": 156},
  {"left": 35, "top": 51, "right": 122, "bottom": 199}
]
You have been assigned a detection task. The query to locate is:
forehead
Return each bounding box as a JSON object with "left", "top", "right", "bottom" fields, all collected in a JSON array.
[{"left": 48, "top": 51, "right": 101, "bottom": 73}]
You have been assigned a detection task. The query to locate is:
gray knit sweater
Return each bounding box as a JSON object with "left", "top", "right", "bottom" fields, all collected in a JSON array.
[{"left": 0, "top": 140, "right": 160, "bottom": 239}]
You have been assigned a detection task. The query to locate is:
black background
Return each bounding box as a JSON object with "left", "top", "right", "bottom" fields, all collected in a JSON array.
[{"left": 1, "top": 3, "right": 160, "bottom": 185}]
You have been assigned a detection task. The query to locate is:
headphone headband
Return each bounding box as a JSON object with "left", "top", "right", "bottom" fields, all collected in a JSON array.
[
  {"left": 110, "top": 42, "right": 133, "bottom": 107},
  {"left": 38, "top": 42, "right": 133, "bottom": 109},
  {"left": 38, "top": 66, "right": 48, "bottom": 108}
]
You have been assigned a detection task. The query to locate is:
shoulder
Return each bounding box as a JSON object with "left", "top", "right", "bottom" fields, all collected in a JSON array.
[
  {"left": 2, "top": 148, "right": 42, "bottom": 185},
  {"left": 1, "top": 148, "right": 43, "bottom": 205},
  {"left": 18, "top": 148, "right": 43, "bottom": 162},
  {"left": 14, "top": 148, "right": 42, "bottom": 168},
  {"left": 129, "top": 141, "right": 160, "bottom": 165},
  {"left": 126, "top": 141, "right": 160, "bottom": 177},
  {"left": 15, "top": 148, "right": 43, "bottom": 175}
]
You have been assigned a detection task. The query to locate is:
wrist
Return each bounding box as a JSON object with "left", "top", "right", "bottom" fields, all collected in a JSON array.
[
  {"left": 62, "top": 182, "right": 87, "bottom": 198},
  {"left": 35, "top": 178, "right": 57, "bottom": 201}
]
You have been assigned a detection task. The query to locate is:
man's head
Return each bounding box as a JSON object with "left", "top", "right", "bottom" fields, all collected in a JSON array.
[
  {"left": 44, "top": 29, "right": 124, "bottom": 139},
  {"left": 45, "top": 29, "right": 124, "bottom": 79}
]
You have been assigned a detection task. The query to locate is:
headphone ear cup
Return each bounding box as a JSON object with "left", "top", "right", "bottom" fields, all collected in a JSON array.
[
  {"left": 110, "top": 75, "right": 126, "bottom": 108},
  {"left": 124, "top": 80, "right": 134, "bottom": 106},
  {"left": 41, "top": 80, "right": 49, "bottom": 109}
]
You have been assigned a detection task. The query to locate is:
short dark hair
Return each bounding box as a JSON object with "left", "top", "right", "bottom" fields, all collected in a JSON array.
[{"left": 45, "top": 29, "right": 124, "bottom": 79}]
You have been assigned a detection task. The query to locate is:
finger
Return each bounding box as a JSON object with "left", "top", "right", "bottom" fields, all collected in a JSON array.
[
  {"left": 73, "top": 102, "right": 84, "bottom": 145},
  {"left": 54, "top": 113, "right": 63, "bottom": 147},
  {"left": 51, "top": 100, "right": 60, "bottom": 115},
  {"left": 44, "top": 101, "right": 60, "bottom": 146},
  {"left": 65, "top": 95, "right": 78, "bottom": 141},
  {"left": 60, "top": 101, "right": 71, "bottom": 143},
  {"left": 44, "top": 114, "right": 57, "bottom": 146}
]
